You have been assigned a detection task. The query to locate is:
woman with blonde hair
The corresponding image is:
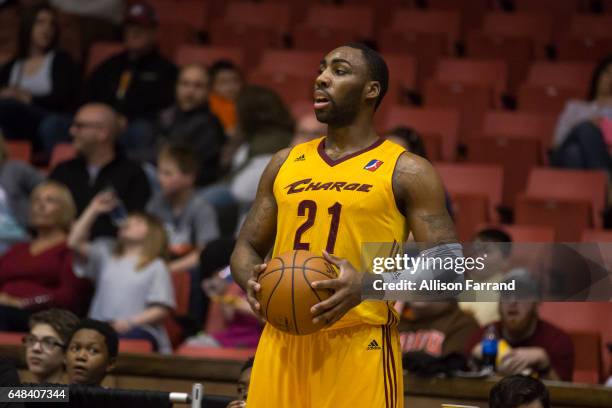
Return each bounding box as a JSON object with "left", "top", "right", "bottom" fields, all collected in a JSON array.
[
  {"left": 0, "top": 181, "right": 92, "bottom": 331},
  {"left": 68, "top": 190, "right": 175, "bottom": 353}
]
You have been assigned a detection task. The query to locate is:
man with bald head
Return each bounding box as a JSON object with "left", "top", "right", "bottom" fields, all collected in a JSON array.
[
  {"left": 49, "top": 103, "right": 151, "bottom": 238},
  {"left": 156, "top": 63, "right": 225, "bottom": 185}
]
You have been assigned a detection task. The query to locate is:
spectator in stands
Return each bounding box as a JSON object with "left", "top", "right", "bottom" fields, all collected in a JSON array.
[
  {"left": 209, "top": 60, "right": 242, "bottom": 136},
  {"left": 466, "top": 275, "right": 574, "bottom": 381},
  {"left": 156, "top": 64, "right": 226, "bottom": 185},
  {"left": 0, "top": 134, "right": 44, "bottom": 228},
  {"left": 398, "top": 301, "right": 479, "bottom": 375},
  {"left": 201, "top": 86, "right": 293, "bottom": 227},
  {"left": 49, "top": 103, "right": 151, "bottom": 239},
  {"left": 23, "top": 308, "right": 79, "bottom": 384},
  {"left": 226, "top": 357, "right": 254, "bottom": 408},
  {"left": 489, "top": 375, "right": 550, "bottom": 408},
  {"left": 459, "top": 228, "right": 513, "bottom": 326},
  {"left": 69, "top": 191, "right": 175, "bottom": 353},
  {"left": 65, "top": 318, "right": 118, "bottom": 386},
  {"left": 147, "top": 143, "right": 219, "bottom": 274},
  {"left": 84, "top": 1, "right": 177, "bottom": 160},
  {"left": 552, "top": 55, "right": 612, "bottom": 175},
  {"left": 0, "top": 3, "right": 79, "bottom": 155},
  {"left": 0, "top": 181, "right": 91, "bottom": 331},
  {"left": 290, "top": 111, "right": 325, "bottom": 146}
]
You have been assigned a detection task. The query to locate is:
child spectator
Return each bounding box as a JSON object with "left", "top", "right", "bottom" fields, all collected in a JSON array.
[
  {"left": 65, "top": 318, "right": 118, "bottom": 386},
  {"left": 147, "top": 143, "right": 220, "bottom": 274},
  {"left": 0, "top": 181, "right": 91, "bottom": 331},
  {"left": 226, "top": 357, "right": 254, "bottom": 408},
  {"left": 489, "top": 375, "right": 550, "bottom": 408},
  {"left": 69, "top": 190, "right": 175, "bottom": 353},
  {"left": 23, "top": 308, "right": 79, "bottom": 384},
  {"left": 209, "top": 60, "right": 243, "bottom": 136}
]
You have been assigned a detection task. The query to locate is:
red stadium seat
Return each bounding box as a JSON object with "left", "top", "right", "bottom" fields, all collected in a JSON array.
[
  {"left": 217, "top": 2, "right": 291, "bottom": 33},
  {"left": 164, "top": 270, "right": 191, "bottom": 349},
  {"left": 174, "top": 45, "right": 244, "bottom": 68},
  {"left": 481, "top": 12, "right": 553, "bottom": 49},
  {"left": 556, "top": 37, "right": 612, "bottom": 62},
  {"left": 157, "top": 21, "right": 197, "bottom": 61},
  {"left": 524, "top": 168, "right": 608, "bottom": 229},
  {"left": 515, "top": 196, "right": 591, "bottom": 241},
  {"left": 382, "top": 54, "right": 418, "bottom": 93},
  {"left": 424, "top": 81, "right": 494, "bottom": 145},
  {"left": 86, "top": 42, "right": 123, "bottom": 75},
  {"left": 118, "top": 339, "right": 153, "bottom": 354},
  {"left": 434, "top": 163, "right": 503, "bottom": 223},
  {"left": 382, "top": 106, "right": 460, "bottom": 162},
  {"left": 433, "top": 58, "right": 508, "bottom": 103},
  {"left": 424, "top": 0, "right": 489, "bottom": 36},
  {"left": 525, "top": 61, "right": 595, "bottom": 93},
  {"left": 581, "top": 229, "right": 612, "bottom": 242},
  {"left": 248, "top": 71, "right": 313, "bottom": 106},
  {"left": 148, "top": 0, "right": 209, "bottom": 32},
  {"left": 449, "top": 193, "right": 489, "bottom": 241},
  {"left": 513, "top": 0, "right": 585, "bottom": 41},
  {"left": 50, "top": 143, "right": 76, "bottom": 170},
  {"left": 377, "top": 10, "right": 460, "bottom": 88},
  {"left": 493, "top": 224, "right": 556, "bottom": 243},
  {"left": 569, "top": 330, "right": 604, "bottom": 384},
  {"left": 0, "top": 332, "right": 26, "bottom": 345},
  {"left": 292, "top": 5, "right": 374, "bottom": 50},
  {"left": 465, "top": 32, "right": 533, "bottom": 94},
  {"left": 568, "top": 14, "right": 612, "bottom": 40},
  {"left": 518, "top": 84, "right": 585, "bottom": 114},
  {"left": 254, "top": 49, "right": 321, "bottom": 79},
  {"left": 5, "top": 141, "right": 32, "bottom": 163}
]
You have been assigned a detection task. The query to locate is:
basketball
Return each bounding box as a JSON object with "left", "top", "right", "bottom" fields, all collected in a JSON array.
[{"left": 256, "top": 250, "right": 338, "bottom": 335}]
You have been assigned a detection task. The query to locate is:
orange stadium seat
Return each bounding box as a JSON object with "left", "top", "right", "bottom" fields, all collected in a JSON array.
[
  {"left": 433, "top": 58, "right": 508, "bottom": 104},
  {"left": 465, "top": 32, "right": 533, "bottom": 95},
  {"left": 424, "top": 81, "right": 494, "bottom": 146},
  {"left": 524, "top": 168, "right": 607, "bottom": 228},
  {"left": 174, "top": 45, "right": 244, "bottom": 68},
  {"left": 292, "top": 5, "right": 374, "bottom": 51},
  {"left": 467, "top": 111, "right": 557, "bottom": 207},
  {"left": 254, "top": 49, "right": 321, "bottom": 79},
  {"left": 382, "top": 106, "right": 460, "bottom": 162},
  {"left": 377, "top": 10, "right": 460, "bottom": 88},
  {"left": 5, "top": 141, "right": 32, "bottom": 163},
  {"left": 86, "top": 42, "right": 123, "bottom": 75},
  {"left": 435, "top": 163, "right": 503, "bottom": 241}
]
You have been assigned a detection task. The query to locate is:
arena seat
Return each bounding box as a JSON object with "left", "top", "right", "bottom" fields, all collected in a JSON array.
[
  {"left": 465, "top": 32, "right": 533, "bottom": 95},
  {"left": 379, "top": 10, "right": 461, "bottom": 50},
  {"left": 513, "top": 0, "right": 585, "bottom": 41},
  {"left": 0, "top": 332, "right": 25, "bottom": 345},
  {"left": 524, "top": 168, "right": 607, "bottom": 229},
  {"left": 247, "top": 71, "right": 313, "bottom": 106},
  {"left": 118, "top": 339, "right": 154, "bottom": 354},
  {"left": 383, "top": 106, "right": 460, "bottom": 162},
  {"left": 156, "top": 21, "right": 197, "bottom": 61},
  {"left": 50, "top": 143, "right": 77, "bottom": 169},
  {"left": 164, "top": 270, "right": 191, "bottom": 349},
  {"left": 569, "top": 330, "right": 604, "bottom": 384},
  {"left": 424, "top": 81, "right": 494, "bottom": 145},
  {"left": 525, "top": 61, "right": 595, "bottom": 94},
  {"left": 480, "top": 12, "right": 553, "bottom": 50},
  {"left": 148, "top": 0, "right": 208, "bottom": 32},
  {"left": 381, "top": 54, "right": 418, "bottom": 94},
  {"left": 477, "top": 224, "right": 556, "bottom": 243},
  {"left": 581, "top": 229, "right": 612, "bottom": 242},
  {"left": 215, "top": 2, "right": 291, "bottom": 34},
  {"left": 254, "top": 49, "right": 322, "bottom": 79},
  {"left": 555, "top": 37, "right": 612, "bottom": 62},
  {"left": 174, "top": 45, "right": 244, "bottom": 68},
  {"left": 568, "top": 14, "right": 612, "bottom": 40},
  {"left": 292, "top": 4, "right": 374, "bottom": 50},
  {"left": 518, "top": 84, "right": 585, "bottom": 114},
  {"left": 86, "top": 42, "right": 123, "bottom": 75},
  {"left": 5, "top": 141, "right": 32, "bottom": 163},
  {"left": 424, "top": 0, "right": 489, "bottom": 36},
  {"left": 515, "top": 196, "right": 591, "bottom": 241}
]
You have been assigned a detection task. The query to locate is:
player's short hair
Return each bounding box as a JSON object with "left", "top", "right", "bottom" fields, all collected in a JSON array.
[
  {"left": 29, "top": 309, "right": 80, "bottom": 346},
  {"left": 68, "top": 319, "right": 119, "bottom": 359},
  {"left": 158, "top": 142, "right": 200, "bottom": 175},
  {"left": 344, "top": 42, "right": 389, "bottom": 110},
  {"left": 475, "top": 227, "right": 512, "bottom": 258},
  {"left": 489, "top": 375, "right": 550, "bottom": 408}
]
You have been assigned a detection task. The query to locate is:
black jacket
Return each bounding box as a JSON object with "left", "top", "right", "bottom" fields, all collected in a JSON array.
[
  {"left": 0, "top": 49, "right": 79, "bottom": 112},
  {"left": 157, "top": 104, "right": 226, "bottom": 186},
  {"left": 49, "top": 153, "right": 151, "bottom": 238}
]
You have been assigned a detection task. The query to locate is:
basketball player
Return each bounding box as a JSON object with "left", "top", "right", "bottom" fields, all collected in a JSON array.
[{"left": 230, "top": 43, "right": 458, "bottom": 407}]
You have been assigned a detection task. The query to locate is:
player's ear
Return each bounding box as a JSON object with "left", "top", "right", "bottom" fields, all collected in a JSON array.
[{"left": 364, "top": 81, "right": 381, "bottom": 105}]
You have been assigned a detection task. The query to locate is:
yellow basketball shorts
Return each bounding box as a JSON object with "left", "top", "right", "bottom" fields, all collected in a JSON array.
[{"left": 247, "top": 323, "right": 404, "bottom": 408}]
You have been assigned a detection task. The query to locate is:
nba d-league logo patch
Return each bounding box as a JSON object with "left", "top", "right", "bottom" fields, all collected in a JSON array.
[{"left": 364, "top": 159, "right": 383, "bottom": 172}]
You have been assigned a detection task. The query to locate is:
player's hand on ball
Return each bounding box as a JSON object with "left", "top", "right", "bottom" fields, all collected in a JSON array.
[
  {"left": 310, "top": 251, "right": 362, "bottom": 327},
  {"left": 246, "top": 263, "right": 267, "bottom": 320}
]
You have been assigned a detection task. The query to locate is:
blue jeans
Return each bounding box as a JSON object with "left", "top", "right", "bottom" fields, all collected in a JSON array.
[{"left": 551, "top": 121, "right": 611, "bottom": 173}]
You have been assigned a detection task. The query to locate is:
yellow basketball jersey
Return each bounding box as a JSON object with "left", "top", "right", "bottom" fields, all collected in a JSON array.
[{"left": 272, "top": 136, "right": 408, "bottom": 329}]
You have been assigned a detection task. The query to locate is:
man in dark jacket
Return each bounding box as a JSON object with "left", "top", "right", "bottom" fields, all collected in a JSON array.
[
  {"left": 85, "top": 1, "right": 177, "bottom": 160},
  {"left": 157, "top": 64, "right": 226, "bottom": 186}
]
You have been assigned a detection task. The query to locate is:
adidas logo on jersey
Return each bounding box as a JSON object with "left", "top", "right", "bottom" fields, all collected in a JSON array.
[
  {"left": 294, "top": 154, "right": 306, "bottom": 162},
  {"left": 367, "top": 339, "right": 381, "bottom": 350}
]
